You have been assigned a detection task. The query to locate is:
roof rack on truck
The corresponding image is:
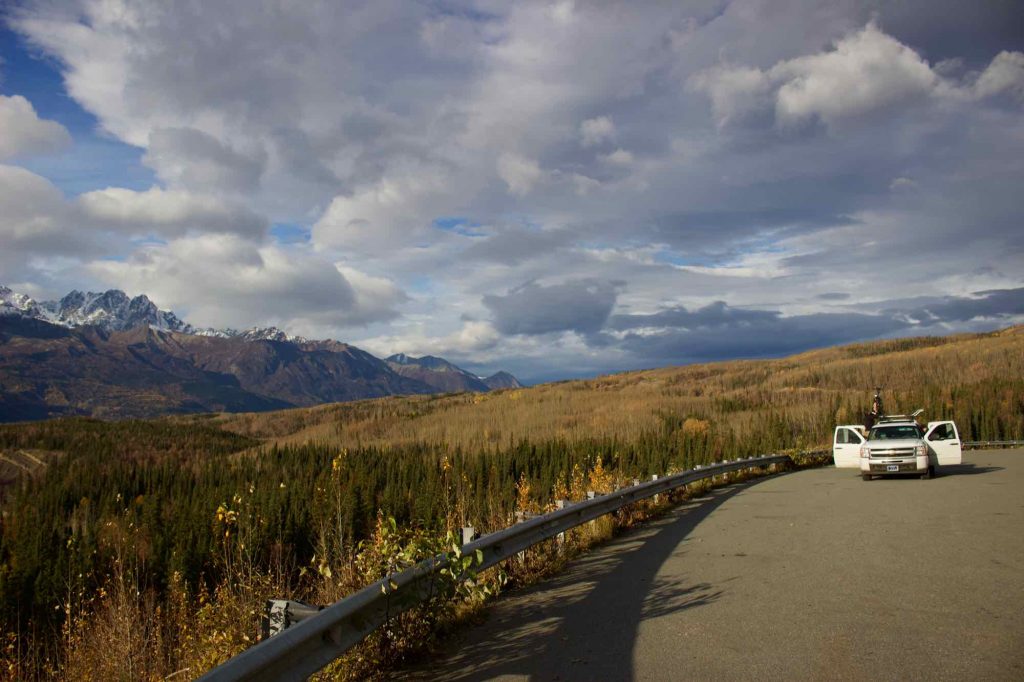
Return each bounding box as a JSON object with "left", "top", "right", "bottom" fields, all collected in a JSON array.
[{"left": 876, "top": 409, "right": 924, "bottom": 424}]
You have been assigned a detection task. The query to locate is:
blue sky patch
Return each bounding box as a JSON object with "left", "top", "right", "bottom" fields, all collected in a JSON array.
[
  {"left": 270, "top": 223, "right": 312, "bottom": 244},
  {"left": 433, "top": 217, "right": 485, "bottom": 237},
  {"left": 1, "top": 26, "right": 155, "bottom": 194}
]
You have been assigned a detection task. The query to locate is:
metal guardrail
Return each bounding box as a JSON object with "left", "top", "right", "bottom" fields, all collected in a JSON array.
[
  {"left": 200, "top": 452, "right": 825, "bottom": 681},
  {"left": 963, "top": 440, "right": 1024, "bottom": 450}
]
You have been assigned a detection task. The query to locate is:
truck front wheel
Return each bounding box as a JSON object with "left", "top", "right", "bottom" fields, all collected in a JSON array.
[
  {"left": 861, "top": 473, "right": 872, "bottom": 481},
  {"left": 921, "top": 466, "right": 934, "bottom": 480}
]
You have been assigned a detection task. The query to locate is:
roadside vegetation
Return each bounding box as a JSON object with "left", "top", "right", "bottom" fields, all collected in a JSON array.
[{"left": 0, "top": 325, "right": 1021, "bottom": 679}]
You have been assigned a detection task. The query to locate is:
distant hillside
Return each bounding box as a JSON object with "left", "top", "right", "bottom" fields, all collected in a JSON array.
[
  {"left": 0, "top": 285, "right": 523, "bottom": 422},
  {"left": 0, "top": 316, "right": 433, "bottom": 421},
  {"left": 482, "top": 371, "right": 523, "bottom": 390},
  {"left": 211, "top": 325, "right": 1024, "bottom": 452},
  {"left": 386, "top": 353, "right": 491, "bottom": 393}
]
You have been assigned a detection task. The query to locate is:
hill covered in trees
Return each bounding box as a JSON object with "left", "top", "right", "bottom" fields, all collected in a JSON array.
[{"left": 0, "top": 325, "right": 1021, "bottom": 678}]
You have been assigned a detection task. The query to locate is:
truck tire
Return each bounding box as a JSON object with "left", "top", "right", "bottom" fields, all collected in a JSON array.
[
  {"left": 861, "top": 473, "right": 872, "bottom": 481},
  {"left": 920, "top": 467, "right": 931, "bottom": 480}
]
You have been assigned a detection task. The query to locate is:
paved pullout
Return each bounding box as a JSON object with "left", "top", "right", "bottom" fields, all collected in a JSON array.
[{"left": 400, "top": 450, "right": 1024, "bottom": 681}]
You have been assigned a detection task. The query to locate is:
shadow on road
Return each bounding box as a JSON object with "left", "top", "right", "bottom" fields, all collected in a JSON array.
[
  {"left": 941, "top": 463, "right": 1004, "bottom": 476},
  {"left": 405, "top": 476, "right": 777, "bottom": 681}
]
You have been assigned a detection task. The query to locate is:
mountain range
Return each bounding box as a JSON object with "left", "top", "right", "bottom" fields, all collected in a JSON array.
[{"left": 0, "top": 285, "right": 520, "bottom": 422}]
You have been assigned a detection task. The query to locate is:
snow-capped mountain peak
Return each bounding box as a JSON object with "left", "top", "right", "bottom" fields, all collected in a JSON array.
[
  {"left": 2, "top": 285, "right": 523, "bottom": 390},
  {"left": 0, "top": 286, "right": 45, "bottom": 318},
  {"left": 2, "top": 284, "right": 322, "bottom": 344},
  {"left": 38, "top": 289, "right": 190, "bottom": 333},
  {"left": 239, "top": 326, "right": 308, "bottom": 343}
]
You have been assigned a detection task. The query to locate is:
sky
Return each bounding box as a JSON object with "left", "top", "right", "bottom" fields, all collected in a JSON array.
[{"left": 1, "top": 0, "right": 1023, "bottom": 384}]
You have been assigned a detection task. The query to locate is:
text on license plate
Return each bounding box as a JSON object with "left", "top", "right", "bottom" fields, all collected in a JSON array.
[{"left": 886, "top": 465, "right": 899, "bottom": 472}]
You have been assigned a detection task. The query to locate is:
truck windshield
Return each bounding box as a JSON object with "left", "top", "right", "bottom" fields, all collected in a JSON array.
[{"left": 868, "top": 425, "right": 921, "bottom": 440}]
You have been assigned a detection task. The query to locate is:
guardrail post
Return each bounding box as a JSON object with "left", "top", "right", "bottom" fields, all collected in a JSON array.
[
  {"left": 555, "top": 499, "right": 568, "bottom": 550},
  {"left": 461, "top": 526, "right": 475, "bottom": 547},
  {"left": 586, "top": 492, "right": 597, "bottom": 531},
  {"left": 513, "top": 513, "right": 533, "bottom": 563},
  {"left": 651, "top": 475, "right": 659, "bottom": 504},
  {"left": 261, "top": 599, "right": 323, "bottom": 640}
]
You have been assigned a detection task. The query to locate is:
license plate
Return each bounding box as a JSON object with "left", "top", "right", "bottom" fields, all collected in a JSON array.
[{"left": 887, "top": 465, "right": 899, "bottom": 472}]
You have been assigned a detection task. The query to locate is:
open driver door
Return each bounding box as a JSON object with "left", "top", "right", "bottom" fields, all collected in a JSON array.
[
  {"left": 925, "top": 421, "right": 962, "bottom": 466},
  {"left": 833, "top": 425, "right": 865, "bottom": 468}
]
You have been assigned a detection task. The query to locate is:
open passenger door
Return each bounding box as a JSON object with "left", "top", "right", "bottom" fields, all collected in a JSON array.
[
  {"left": 833, "top": 425, "right": 865, "bottom": 468},
  {"left": 926, "top": 421, "right": 962, "bottom": 466}
]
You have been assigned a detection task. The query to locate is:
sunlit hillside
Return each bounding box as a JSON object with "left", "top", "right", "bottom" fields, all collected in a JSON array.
[{"left": 207, "top": 325, "right": 1024, "bottom": 453}]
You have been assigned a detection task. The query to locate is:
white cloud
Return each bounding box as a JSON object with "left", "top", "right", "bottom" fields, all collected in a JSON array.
[
  {"left": 78, "top": 187, "right": 267, "bottom": 237},
  {"left": 889, "top": 177, "right": 917, "bottom": 191},
  {"left": 772, "top": 24, "right": 940, "bottom": 128},
  {"left": 604, "top": 148, "right": 634, "bottom": 165},
  {"left": 580, "top": 115, "right": 615, "bottom": 147},
  {"left": 0, "top": 165, "right": 81, "bottom": 258},
  {"left": 688, "top": 65, "right": 771, "bottom": 128},
  {"left": 572, "top": 173, "right": 601, "bottom": 195},
  {"left": 144, "top": 127, "right": 267, "bottom": 194},
  {"left": 497, "top": 152, "right": 543, "bottom": 196},
  {"left": 450, "top": 320, "right": 502, "bottom": 353},
  {"left": 87, "top": 234, "right": 386, "bottom": 331},
  {"left": 334, "top": 265, "right": 408, "bottom": 324},
  {"left": 312, "top": 162, "right": 451, "bottom": 253},
  {"left": 359, "top": 319, "right": 501, "bottom": 360},
  {"left": 974, "top": 51, "right": 1024, "bottom": 102},
  {"left": 0, "top": 95, "right": 72, "bottom": 160},
  {"left": 691, "top": 24, "right": 943, "bottom": 131}
]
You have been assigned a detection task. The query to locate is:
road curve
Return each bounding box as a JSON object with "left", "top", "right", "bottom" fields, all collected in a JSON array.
[{"left": 399, "top": 449, "right": 1024, "bottom": 681}]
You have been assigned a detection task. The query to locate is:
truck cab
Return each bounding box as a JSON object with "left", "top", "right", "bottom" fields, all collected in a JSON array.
[{"left": 851, "top": 417, "right": 961, "bottom": 480}]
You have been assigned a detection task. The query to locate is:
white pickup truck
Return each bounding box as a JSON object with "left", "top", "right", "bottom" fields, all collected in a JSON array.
[{"left": 832, "top": 415, "right": 962, "bottom": 480}]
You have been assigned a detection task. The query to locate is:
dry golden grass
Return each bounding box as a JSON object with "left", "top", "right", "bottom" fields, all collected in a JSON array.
[{"left": 198, "top": 325, "right": 1024, "bottom": 453}]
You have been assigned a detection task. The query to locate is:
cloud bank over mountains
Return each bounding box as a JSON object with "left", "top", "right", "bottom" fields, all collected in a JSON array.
[{"left": 2, "top": 0, "right": 1023, "bottom": 382}]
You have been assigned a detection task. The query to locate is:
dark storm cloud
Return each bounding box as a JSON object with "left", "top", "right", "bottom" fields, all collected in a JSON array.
[
  {"left": 608, "top": 300, "right": 779, "bottom": 331},
  {"left": 610, "top": 307, "right": 906, "bottom": 364},
  {"left": 866, "top": 0, "right": 1024, "bottom": 67},
  {"left": 600, "top": 289, "right": 1024, "bottom": 367},
  {"left": 817, "top": 292, "right": 851, "bottom": 301},
  {"left": 483, "top": 279, "right": 620, "bottom": 336},
  {"left": 884, "top": 287, "right": 1024, "bottom": 324}
]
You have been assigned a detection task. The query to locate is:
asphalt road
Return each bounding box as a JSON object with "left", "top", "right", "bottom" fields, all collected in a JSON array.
[{"left": 399, "top": 449, "right": 1024, "bottom": 681}]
